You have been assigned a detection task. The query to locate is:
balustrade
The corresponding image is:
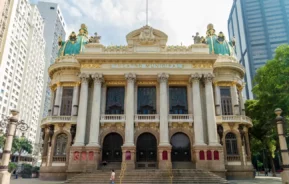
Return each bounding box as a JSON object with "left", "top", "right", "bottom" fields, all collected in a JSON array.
[
  {"left": 168, "top": 114, "right": 193, "bottom": 123},
  {"left": 227, "top": 155, "right": 241, "bottom": 162},
  {"left": 41, "top": 116, "right": 77, "bottom": 125},
  {"left": 135, "top": 114, "right": 160, "bottom": 123},
  {"left": 52, "top": 156, "right": 66, "bottom": 163},
  {"left": 100, "top": 114, "right": 126, "bottom": 123},
  {"left": 216, "top": 115, "right": 252, "bottom": 126}
]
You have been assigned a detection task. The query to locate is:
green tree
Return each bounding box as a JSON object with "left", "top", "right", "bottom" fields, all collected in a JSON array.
[
  {"left": 12, "top": 137, "right": 33, "bottom": 163},
  {"left": 246, "top": 44, "right": 289, "bottom": 176},
  {"left": 0, "top": 135, "right": 5, "bottom": 149}
]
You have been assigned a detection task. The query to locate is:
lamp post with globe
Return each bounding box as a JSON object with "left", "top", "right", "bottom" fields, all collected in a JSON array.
[
  {"left": 0, "top": 110, "right": 29, "bottom": 184},
  {"left": 274, "top": 108, "right": 289, "bottom": 183}
]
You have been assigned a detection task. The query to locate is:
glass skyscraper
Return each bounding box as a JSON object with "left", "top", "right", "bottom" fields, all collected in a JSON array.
[{"left": 228, "top": 0, "right": 289, "bottom": 99}]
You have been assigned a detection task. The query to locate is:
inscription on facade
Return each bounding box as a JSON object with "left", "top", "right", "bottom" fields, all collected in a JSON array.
[{"left": 111, "top": 64, "right": 183, "bottom": 69}]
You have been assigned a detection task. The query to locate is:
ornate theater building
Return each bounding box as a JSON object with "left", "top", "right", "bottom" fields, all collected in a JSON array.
[{"left": 40, "top": 24, "right": 254, "bottom": 180}]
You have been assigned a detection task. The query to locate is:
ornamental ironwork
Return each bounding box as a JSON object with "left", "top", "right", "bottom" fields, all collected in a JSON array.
[{"left": 0, "top": 114, "right": 29, "bottom": 134}]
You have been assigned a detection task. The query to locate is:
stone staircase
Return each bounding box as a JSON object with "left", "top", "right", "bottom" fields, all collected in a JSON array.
[{"left": 64, "top": 169, "right": 229, "bottom": 184}]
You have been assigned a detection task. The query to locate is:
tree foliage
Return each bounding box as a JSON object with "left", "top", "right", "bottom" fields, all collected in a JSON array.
[
  {"left": 12, "top": 137, "right": 33, "bottom": 162},
  {"left": 245, "top": 44, "right": 289, "bottom": 174}
]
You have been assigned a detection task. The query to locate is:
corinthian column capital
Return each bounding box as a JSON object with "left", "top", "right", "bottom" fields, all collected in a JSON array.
[
  {"left": 204, "top": 73, "right": 215, "bottom": 83},
  {"left": 78, "top": 73, "right": 90, "bottom": 83},
  {"left": 157, "top": 73, "right": 169, "bottom": 83},
  {"left": 91, "top": 73, "right": 104, "bottom": 84},
  {"left": 190, "top": 73, "right": 202, "bottom": 83},
  {"left": 125, "top": 73, "right": 136, "bottom": 83}
]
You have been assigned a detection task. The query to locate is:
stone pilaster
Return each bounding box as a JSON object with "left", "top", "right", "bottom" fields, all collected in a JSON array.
[
  {"left": 73, "top": 73, "right": 90, "bottom": 147},
  {"left": 71, "top": 84, "right": 80, "bottom": 116},
  {"left": 53, "top": 84, "right": 62, "bottom": 116},
  {"left": 190, "top": 73, "right": 205, "bottom": 146},
  {"left": 214, "top": 84, "right": 222, "bottom": 116},
  {"left": 87, "top": 73, "right": 103, "bottom": 147},
  {"left": 204, "top": 73, "right": 219, "bottom": 146},
  {"left": 231, "top": 84, "right": 240, "bottom": 115}
]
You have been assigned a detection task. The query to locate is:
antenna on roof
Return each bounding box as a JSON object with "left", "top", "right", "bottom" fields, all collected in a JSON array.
[{"left": 146, "top": 0, "right": 148, "bottom": 26}]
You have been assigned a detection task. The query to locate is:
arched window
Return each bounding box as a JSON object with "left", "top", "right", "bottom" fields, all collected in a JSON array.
[
  {"left": 54, "top": 133, "right": 68, "bottom": 156},
  {"left": 225, "top": 133, "right": 238, "bottom": 155}
]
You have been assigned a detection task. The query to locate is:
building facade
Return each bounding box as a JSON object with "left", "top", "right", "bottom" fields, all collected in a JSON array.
[
  {"left": 228, "top": 0, "right": 289, "bottom": 99},
  {"left": 37, "top": 1, "right": 66, "bottom": 120},
  {"left": 40, "top": 24, "right": 253, "bottom": 180},
  {"left": 0, "top": 0, "right": 45, "bottom": 144}
]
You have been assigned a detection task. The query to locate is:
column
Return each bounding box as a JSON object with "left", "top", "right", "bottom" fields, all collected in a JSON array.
[
  {"left": 123, "top": 73, "right": 136, "bottom": 146},
  {"left": 158, "top": 73, "right": 170, "bottom": 146},
  {"left": 53, "top": 84, "right": 62, "bottom": 116},
  {"left": 87, "top": 73, "right": 103, "bottom": 147},
  {"left": 231, "top": 84, "right": 240, "bottom": 115},
  {"left": 73, "top": 73, "right": 89, "bottom": 147},
  {"left": 214, "top": 84, "right": 222, "bottom": 115},
  {"left": 49, "top": 89, "right": 55, "bottom": 116},
  {"left": 204, "top": 73, "right": 219, "bottom": 146},
  {"left": 190, "top": 73, "right": 205, "bottom": 145},
  {"left": 239, "top": 88, "right": 246, "bottom": 115},
  {"left": 71, "top": 84, "right": 80, "bottom": 116}
]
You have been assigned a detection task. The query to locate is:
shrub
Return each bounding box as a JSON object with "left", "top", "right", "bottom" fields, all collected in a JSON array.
[
  {"left": 21, "top": 164, "right": 32, "bottom": 178},
  {"left": 8, "top": 162, "right": 17, "bottom": 173}
]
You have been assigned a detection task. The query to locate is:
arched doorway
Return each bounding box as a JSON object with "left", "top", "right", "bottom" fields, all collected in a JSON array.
[
  {"left": 171, "top": 133, "right": 191, "bottom": 161},
  {"left": 136, "top": 133, "right": 157, "bottom": 168},
  {"left": 102, "top": 133, "right": 123, "bottom": 162}
]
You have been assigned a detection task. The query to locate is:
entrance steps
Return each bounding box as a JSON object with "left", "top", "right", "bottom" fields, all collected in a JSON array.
[{"left": 64, "top": 169, "right": 229, "bottom": 184}]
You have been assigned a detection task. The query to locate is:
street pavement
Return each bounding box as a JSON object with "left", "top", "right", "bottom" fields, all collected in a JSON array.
[{"left": 10, "top": 176, "right": 282, "bottom": 184}]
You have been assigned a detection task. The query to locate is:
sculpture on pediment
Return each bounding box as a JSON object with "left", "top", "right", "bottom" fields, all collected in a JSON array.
[
  {"left": 139, "top": 26, "right": 156, "bottom": 44},
  {"left": 58, "top": 24, "right": 89, "bottom": 57},
  {"left": 205, "top": 23, "right": 235, "bottom": 56},
  {"left": 192, "top": 32, "right": 201, "bottom": 44},
  {"left": 89, "top": 32, "right": 101, "bottom": 43}
]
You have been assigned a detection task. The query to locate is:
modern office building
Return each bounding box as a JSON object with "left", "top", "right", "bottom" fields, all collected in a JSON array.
[
  {"left": 0, "top": 0, "right": 45, "bottom": 144},
  {"left": 37, "top": 1, "right": 66, "bottom": 120},
  {"left": 228, "top": 0, "right": 289, "bottom": 99}
]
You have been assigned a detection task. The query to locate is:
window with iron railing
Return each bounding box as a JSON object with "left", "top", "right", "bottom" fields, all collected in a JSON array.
[
  {"left": 137, "top": 87, "right": 156, "bottom": 114},
  {"left": 220, "top": 87, "right": 233, "bottom": 115},
  {"left": 105, "top": 87, "right": 125, "bottom": 114},
  {"left": 169, "top": 87, "right": 188, "bottom": 114}
]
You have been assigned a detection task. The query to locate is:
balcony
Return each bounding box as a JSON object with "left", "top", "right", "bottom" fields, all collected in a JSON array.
[
  {"left": 100, "top": 114, "right": 126, "bottom": 124},
  {"left": 168, "top": 114, "right": 193, "bottom": 123},
  {"left": 216, "top": 115, "right": 252, "bottom": 126},
  {"left": 135, "top": 114, "right": 160, "bottom": 123},
  {"left": 41, "top": 116, "right": 77, "bottom": 125}
]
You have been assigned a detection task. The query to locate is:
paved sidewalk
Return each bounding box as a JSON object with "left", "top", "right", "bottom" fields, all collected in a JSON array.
[{"left": 10, "top": 176, "right": 282, "bottom": 184}]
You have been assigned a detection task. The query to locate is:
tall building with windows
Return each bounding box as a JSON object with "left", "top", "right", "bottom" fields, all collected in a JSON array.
[
  {"left": 0, "top": 0, "right": 14, "bottom": 61},
  {"left": 0, "top": 0, "right": 45, "bottom": 144},
  {"left": 40, "top": 24, "right": 253, "bottom": 181},
  {"left": 228, "top": 0, "right": 289, "bottom": 99},
  {"left": 37, "top": 1, "right": 66, "bottom": 120}
]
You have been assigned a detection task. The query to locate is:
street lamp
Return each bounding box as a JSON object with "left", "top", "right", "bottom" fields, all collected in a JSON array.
[
  {"left": 0, "top": 110, "right": 29, "bottom": 184},
  {"left": 274, "top": 108, "right": 289, "bottom": 184}
]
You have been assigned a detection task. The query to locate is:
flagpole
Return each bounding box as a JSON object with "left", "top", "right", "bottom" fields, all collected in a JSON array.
[{"left": 146, "top": 0, "right": 148, "bottom": 25}]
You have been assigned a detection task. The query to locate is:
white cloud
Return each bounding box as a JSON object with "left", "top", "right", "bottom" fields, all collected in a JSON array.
[{"left": 42, "top": 0, "right": 234, "bottom": 45}]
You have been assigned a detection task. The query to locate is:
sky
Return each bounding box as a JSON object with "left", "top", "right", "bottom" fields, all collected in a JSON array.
[{"left": 31, "top": 0, "right": 234, "bottom": 46}]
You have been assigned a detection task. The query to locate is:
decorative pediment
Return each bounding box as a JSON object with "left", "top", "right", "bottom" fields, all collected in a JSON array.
[{"left": 126, "top": 25, "right": 168, "bottom": 49}]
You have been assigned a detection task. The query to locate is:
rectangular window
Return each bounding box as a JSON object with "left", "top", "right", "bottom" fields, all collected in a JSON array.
[
  {"left": 50, "top": 7, "right": 55, "bottom": 10},
  {"left": 60, "top": 87, "right": 73, "bottom": 115},
  {"left": 169, "top": 86, "right": 188, "bottom": 114},
  {"left": 105, "top": 87, "right": 125, "bottom": 114},
  {"left": 220, "top": 87, "right": 233, "bottom": 115}
]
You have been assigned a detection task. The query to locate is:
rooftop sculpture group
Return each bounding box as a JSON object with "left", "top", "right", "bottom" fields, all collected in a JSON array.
[{"left": 57, "top": 23, "right": 235, "bottom": 57}]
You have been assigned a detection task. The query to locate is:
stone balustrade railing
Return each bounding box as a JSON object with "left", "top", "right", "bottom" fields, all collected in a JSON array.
[
  {"left": 227, "top": 155, "right": 241, "bottom": 162},
  {"left": 52, "top": 156, "right": 66, "bottom": 163},
  {"left": 100, "top": 114, "right": 126, "bottom": 123},
  {"left": 168, "top": 114, "right": 193, "bottom": 123},
  {"left": 41, "top": 116, "right": 77, "bottom": 125},
  {"left": 216, "top": 115, "right": 252, "bottom": 126},
  {"left": 134, "top": 114, "right": 160, "bottom": 123}
]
